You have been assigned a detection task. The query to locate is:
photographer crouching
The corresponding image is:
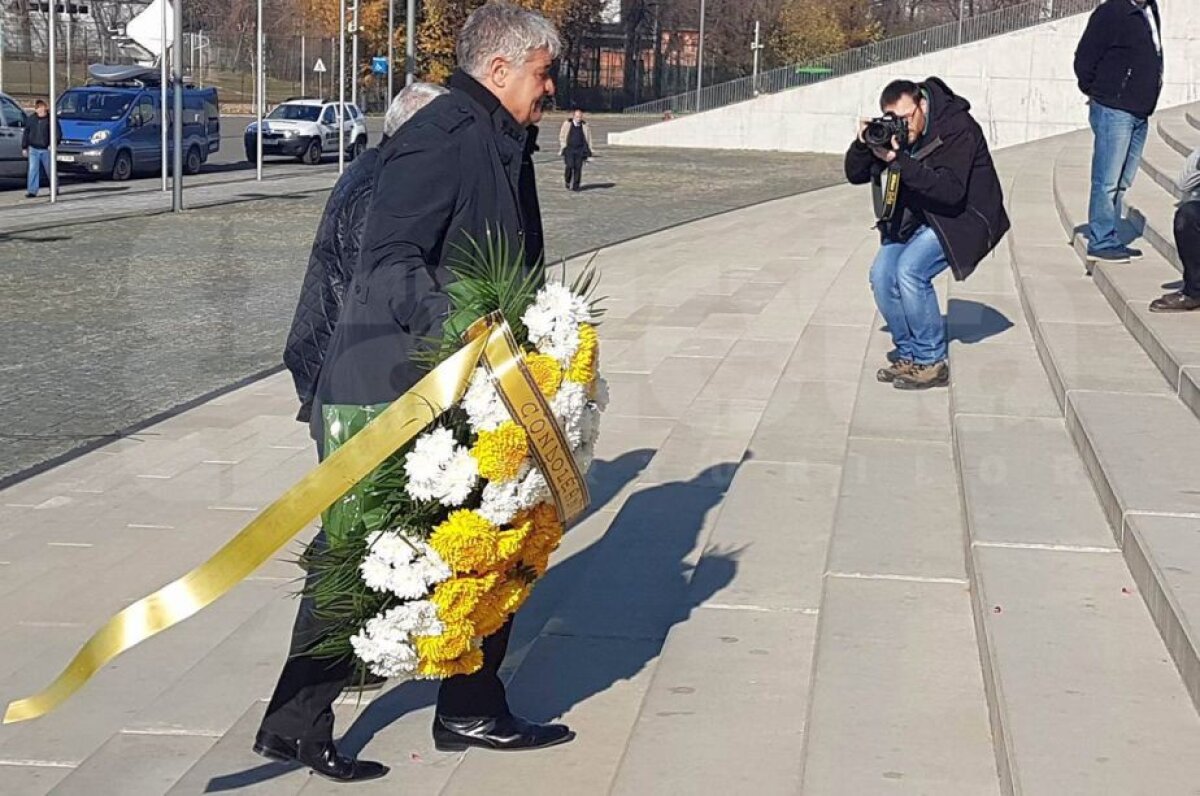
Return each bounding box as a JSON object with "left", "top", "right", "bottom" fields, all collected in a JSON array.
[{"left": 846, "top": 78, "right": 1010, "bottom": 390}]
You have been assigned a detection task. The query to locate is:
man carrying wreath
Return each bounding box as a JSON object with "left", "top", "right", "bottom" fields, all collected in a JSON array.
[{"left": 255, "top": 2, "right": 573, "bottom": 782}]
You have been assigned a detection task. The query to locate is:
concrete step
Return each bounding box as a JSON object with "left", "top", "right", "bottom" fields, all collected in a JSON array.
[
  {"left": 1008, "top": 144, "right": 1200, "bottom": 720},
  {"left": 1189, "top": 109, "right": 1200, "bottom": 132},
  {"left": 1125, "top": 177, "right": 1183, "bottom": 273},
  {"left": 1139, "top": 127, "right": 1186, "bottom": 202},
  {"left": 1159, "top": 115, "right": 1200, "bottom": 159}
]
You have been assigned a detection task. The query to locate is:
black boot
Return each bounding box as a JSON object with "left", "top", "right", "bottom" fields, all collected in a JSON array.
[
  {"left": 253, "top": 731, "right": 389, "bottom": 782},
  {"left": 432, "top": 713, "right": 575, "bottom": 752}
]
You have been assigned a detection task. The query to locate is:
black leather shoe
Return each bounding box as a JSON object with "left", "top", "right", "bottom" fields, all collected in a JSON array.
[
  {"left": 297, "top": 739, "right": 388, "bottom": 782},
  {"left": 253, "top": 731, "right": 388, "bottom": 782},
  {"left": 253, "top": 730, "right": 298, "bottom": 762},
  {"left": 433, "top": 713, "right": 575, "bottom": 752}
]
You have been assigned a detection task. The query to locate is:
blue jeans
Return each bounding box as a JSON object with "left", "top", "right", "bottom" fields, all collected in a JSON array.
[
  {"left": 1087, "top": 101, "right": 1147, "bottom": 252},
  {"left": 870, "top": 225, "right": 950, "bottom": 365},
  {"left": 26, "top": 147, "right": 50, "bottom": 196}
]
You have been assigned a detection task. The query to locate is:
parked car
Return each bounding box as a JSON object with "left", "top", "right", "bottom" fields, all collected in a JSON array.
[
  {"left": 244, "top": 98, "right": 368, "bottom": 165},
  {"left": 54, "top": 64, "right": 220, "bottom": 181},
  {"left": 0, "top": 91, "right": 29, "bottom": 179}
]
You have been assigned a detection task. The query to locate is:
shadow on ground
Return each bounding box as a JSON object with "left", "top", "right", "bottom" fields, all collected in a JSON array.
[
  {"left": 946, "top": 298, "right": 1015, "bottom": 344},
  {"left": 206, "top": 450, "right": 741, "bottom": 789}
]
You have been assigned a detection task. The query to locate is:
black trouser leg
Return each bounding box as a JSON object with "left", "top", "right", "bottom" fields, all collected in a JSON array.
[
  {"left": 435, "top": 617, "right": 513, "bottom": 720},
  {"left": 564, "top": 160, "right": 574, "bottom": 188},
  {"left": 1175, "top": 201, "right": 1200, "bottom": 298},
  {"left": 259, "top": 530, "right": 355, "bottom": 743}
]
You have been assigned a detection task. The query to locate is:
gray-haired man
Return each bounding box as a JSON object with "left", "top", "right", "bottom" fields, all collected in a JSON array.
[{"left": 256, "top": 3, "right": 571, "bottom": 783}]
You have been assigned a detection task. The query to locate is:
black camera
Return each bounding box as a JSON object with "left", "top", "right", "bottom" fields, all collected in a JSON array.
[{"left": 863, "top": 114, "right": 908, "bottom": 149}]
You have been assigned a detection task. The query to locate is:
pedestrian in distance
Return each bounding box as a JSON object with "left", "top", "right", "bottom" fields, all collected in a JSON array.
[
  {"left": 21, "top": 99, "right": 61, "bottom": 199},
  {"left": 1073, "top": 0, "right": 1164, "bottom": 264},
  {"left": 559, "top": 108, "right": 593, "bottom": 192}
]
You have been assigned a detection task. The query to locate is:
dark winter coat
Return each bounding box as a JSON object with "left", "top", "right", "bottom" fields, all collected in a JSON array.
[
  {"left": 282, "top": 144, "right": 383, "bottom": 423},
  {"left": 313, "top": 70, "right": 545, "bottom": 414},
  {"left": 844, "top": 77, "right": 1010, "bottom": 281},
  {"left": 1074, "top": 0, "right": 1163, "bottom": 119},
  {"left": 21, "top": 112, "right": 61, "bottom": 150}
]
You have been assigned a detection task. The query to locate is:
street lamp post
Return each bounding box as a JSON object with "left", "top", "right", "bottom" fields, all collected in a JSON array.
[
  {"left": 406, "top": 0, "right": 415, "bottom": 87},
  {"left": 172, "top": 0, "right": 183, "bottom": 211},
  {"left": 750, "top": 19, "right": 763, "bottom": 97},
  {"left": 49, "top": 0, "right": 58, "bottom": 203},
  {"left": 161, "top": 0, "right": 168, "bottom": 191},
  {"left": 387, "top": 0, "right": 394, "bottom": 101},
  {"left": 256, "top": 0, "right": 263, "bottom": 181},
  {"left": 350, "top": 0, "right": 359, "bottom": 108},
  {"left": 695, "top": 0, "right": 706, "bottom": 113},
  {"left": 339, "top": 0, "right": 346, "bottom": 174},
  {"left": 958, "top": 0, "right": 966, "bottom": 45}
]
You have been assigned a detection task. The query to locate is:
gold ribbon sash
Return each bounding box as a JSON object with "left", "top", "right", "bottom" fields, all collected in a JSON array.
[{"left": 4, "top": 314, "right": 588, "bottom": 724}]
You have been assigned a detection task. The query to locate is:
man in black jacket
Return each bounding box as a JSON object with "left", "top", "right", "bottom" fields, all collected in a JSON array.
[
  {"left": 845, "top": 78, "right": 1010, "bottom": 390},
  {"left": 255, "top": 3, "right": 571, "bottom": 783},
  {"left": 283, "top": 82, "right": 448, "bottom": 433},
  {"left": 21, "top": 99, "right": 60, "bottom": 199},
  {"left": 1074, "top": 0, "right": 1163, "bottom": 263}
]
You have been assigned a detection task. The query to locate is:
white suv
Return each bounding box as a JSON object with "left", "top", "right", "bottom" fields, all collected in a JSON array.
[{"left": 244, "top": 98, "right": 368, "bottom": 165}]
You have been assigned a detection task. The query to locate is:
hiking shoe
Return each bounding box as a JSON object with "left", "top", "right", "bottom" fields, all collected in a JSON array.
[
  {"left": 893, "top": 360, "right": 949, "bottom": 390},
  {"left": 1149, "top": 291, "right": 1200, "bottom": 313},
  {"left": 1086, "top": 247, "right": 1130, "bottom": 264},
  {"left": 876, "top": 358, "right": 914, "bottom": 383}
]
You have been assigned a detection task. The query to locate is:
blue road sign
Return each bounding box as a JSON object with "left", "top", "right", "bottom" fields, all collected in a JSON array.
[{"left": 372, "top": 57, "right": 388, "bottom": 75}]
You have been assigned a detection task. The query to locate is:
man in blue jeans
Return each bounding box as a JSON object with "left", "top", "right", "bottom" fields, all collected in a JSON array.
[
  {"left": 21, "top": 99, "right": 59, "bottom": 199},
  {"left": 1074, "top": 0, "right": 1163, "bottom": 264},
  {"left": 845, "top": 78, "right": 1010, "bottom": 389}
]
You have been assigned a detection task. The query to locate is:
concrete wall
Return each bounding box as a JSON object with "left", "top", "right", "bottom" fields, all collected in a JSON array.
[{"left": 609, "top": 2, "right": 1200, "bottom": 154}]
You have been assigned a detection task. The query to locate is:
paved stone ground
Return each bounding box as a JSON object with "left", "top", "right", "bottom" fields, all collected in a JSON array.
[
  {"left": 3, "top": 140, "right": 1200, "bottom": 795},
  {"left": 0, "top": 144, "right": 842, "bottom": 484}
]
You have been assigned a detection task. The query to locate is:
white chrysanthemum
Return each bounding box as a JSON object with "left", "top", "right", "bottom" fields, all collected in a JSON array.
[
  {"left": 478, "top": 479, "right": 523, "bottom": 525},
  {"left": 551, "top": 381, "right": 589, "bottom": 448},
  {"left": 523, "top": 283, "right": 592, "bottom": 365},
  {"left": 579, "top": 403, "right": 602, "bottom": 450},
  {"left": 360, "top": 531, "right": 452, "bottom": 599},
  {"left": 516, "top": 467, "right": 551, "bottom": 509},
  {"left": 350, "top": 600, "right": 442, "bottom": 679},
  {"left": 462, "top": 368, "right": 511, "bottom": 432},
  {"left": 573, "top": 439, "right": 596, "bottom": 473},
  {"left": 404, "top": 428, "right": 479, "bottom": 506}
]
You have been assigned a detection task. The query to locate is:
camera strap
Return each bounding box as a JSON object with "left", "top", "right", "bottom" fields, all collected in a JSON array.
[{"left": 873, "top": 136, "right": 945, "bottom": 225}]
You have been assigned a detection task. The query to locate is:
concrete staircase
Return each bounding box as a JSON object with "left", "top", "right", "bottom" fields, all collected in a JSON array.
[
  {"left": 6, "top": 112, "right": 1200, "bottom": 794},
  {"left": 982, "top": 101, "right": 1200, "bottom": 792}
]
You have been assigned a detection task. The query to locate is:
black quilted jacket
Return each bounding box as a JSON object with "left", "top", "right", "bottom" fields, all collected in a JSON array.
[{"left": 282, "top": 144, "right": 383, "bottom": 422}]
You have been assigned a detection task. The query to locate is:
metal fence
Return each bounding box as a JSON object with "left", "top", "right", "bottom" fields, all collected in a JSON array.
[{"left": 624, "top": 0, "right": 1098, "bottom": 116}]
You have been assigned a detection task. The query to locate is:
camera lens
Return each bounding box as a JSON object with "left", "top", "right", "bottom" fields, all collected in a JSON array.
[{"left": 864, "top": 122, "right": 891, "bottom": 148}]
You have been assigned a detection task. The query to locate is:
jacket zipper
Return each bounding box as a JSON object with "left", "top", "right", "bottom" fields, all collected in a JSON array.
[
  {"left": 1117, "top": 67, "right": 1132, "bottom": 100},
  {"left": 968, "top": 204, "right": 995, "bottom": 245},
  {"left": 924, "top": 214, "right": 960, "bottom": 277}
]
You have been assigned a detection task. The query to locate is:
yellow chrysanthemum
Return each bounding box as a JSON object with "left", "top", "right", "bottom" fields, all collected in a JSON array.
[
  {"left": 524, "top": 547, "right": 553, "bottom": 578},
  {"left": 496, "top": 520, "right": 532, "bottom": 564},
  {"left": 429, "top": 510, "right": 501, "bottom": 574},
  {"left": 431, "top": 573, "right": 498, "bottom": 623},
  {"left": 414, "top": 620, "right": 475, "bottom": 663},
  {"left": 518, "top": 502, "right": 565, "bottom": 563},
  {"left": 491, "top": 576, "right": 532, "bottom": 615},
  {"left": 471, "top": 422, "right": 528, "bottom": 482},
  {"left": 418, "top": 647, "right": 484, "bottom": 679},
  {"left": 468, "top": 589, "right": 510, "bottom": 637},
  {"left": 525, "top": 352, "right": 563, "bottom": 398},
  {"left": 566, "top": 324, "right": 599, "bottom": 384}
]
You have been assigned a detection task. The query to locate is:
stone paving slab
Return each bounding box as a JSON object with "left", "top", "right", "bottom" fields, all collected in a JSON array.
[
  {"left": 970, "top": 545, "right": 1200, "bottom": 796},
  {"left": 49, "top": 733, "right": 218, "bottom": 796},
  {"left": 799, "top": 577, "right": 998, "bottom": 796},
  {"left": 610, "top": 607, "right": 815, "bottom": 796}
]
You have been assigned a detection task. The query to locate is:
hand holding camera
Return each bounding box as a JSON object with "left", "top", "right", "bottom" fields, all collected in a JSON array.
[{"left": 858, "top": 114, "right": 909, "bottom": 163}]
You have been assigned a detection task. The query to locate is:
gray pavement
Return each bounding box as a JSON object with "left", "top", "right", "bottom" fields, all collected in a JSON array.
[
  {"left": 3, "top": 133, "right": 1200, "bottom": 794},
  {"left": 0, "top": 141, "right": 842, "bottom": 483}
]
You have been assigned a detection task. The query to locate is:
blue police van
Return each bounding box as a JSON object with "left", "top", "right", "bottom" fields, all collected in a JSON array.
[{"left": 54, "top": 64, "right": 220, "bottom": 181}]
